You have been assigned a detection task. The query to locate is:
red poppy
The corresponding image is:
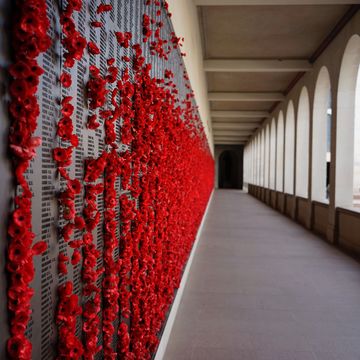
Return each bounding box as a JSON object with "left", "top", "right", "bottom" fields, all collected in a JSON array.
[
  {"left": 91, "top": 21, "right": 103, "bottom": 28},
  {"left": 8, "top": 242, "right": 28, "bottom": 264},
  {"left": 9, "top": 79, "right": 31, "bottom": 99},
  {"left": 70, "top": 134, "right": 79, "bottom": 147},
  {"left": 68, "top": 178, "right": 81, "bottom": 194},
  {"left": 31, "top": 241, "right": 47, "bottom": 255},
  {"left": 62, "top": 223, "right": 74, "bottom": 242},
  {"left": 7, "top": 335, "right": 32, "bottom": 359},
  {"left": 67, "top": 0, "right": 82, "bottom": 11},
  {"left": 57, "top": 116, "right": 73, "bottom": 141},
  {"left": 53, "top": 147, "right": 73, "bottom": 167},
  {"left": 9, "top": 61, "right": 31, "bottom": 79},
  {"left": 97, "top": 4, "right": 112, "bottom": 13},
  {"left": 71, "top": 218, "right": 83, "bottom": 232},
  {"left": 61, "top": 102, "right": 74, "bottom": 117},
  {"left": 88, "top": 41, "right": 100, "bottom": 55},
  {"left": 89, "top": 65, "right": 100, "bottom": 77},
  {"left": 115, "top": 32, "right": 132, "bottom": 48},
  {"left": 87, "top": 114, "right": 100, "bottom": 130},
  {"left": 58, "top": 260, "right": 68, "bottom": 275},
  {"left": 71, "top": 249, "right": 81, "bottom": 265},
  {"left": 60, "top": 72, "right": 72, "bottom": 88}
]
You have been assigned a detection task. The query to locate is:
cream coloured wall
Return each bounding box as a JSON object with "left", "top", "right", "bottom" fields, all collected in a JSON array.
[{"left": 167, "top": 0, "right": 214, "bottom": 153}]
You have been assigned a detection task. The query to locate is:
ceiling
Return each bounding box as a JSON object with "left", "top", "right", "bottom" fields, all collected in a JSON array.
[{"left": 196, "top": 1, "right": 357, "bottom": 145}]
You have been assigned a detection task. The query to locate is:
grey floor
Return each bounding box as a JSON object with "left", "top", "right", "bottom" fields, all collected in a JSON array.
[{"left": 164, "top": 190, "right": 360, "bottom": 360}]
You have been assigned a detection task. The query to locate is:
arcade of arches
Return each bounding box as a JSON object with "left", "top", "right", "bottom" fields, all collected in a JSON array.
[{"left": 243, "top": 33, "right": 360, "bottom": 254}]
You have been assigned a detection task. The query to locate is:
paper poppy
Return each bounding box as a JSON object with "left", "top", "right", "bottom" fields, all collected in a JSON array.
[{"left": 60, "top": 72, "right": 72, "bottom": 88}]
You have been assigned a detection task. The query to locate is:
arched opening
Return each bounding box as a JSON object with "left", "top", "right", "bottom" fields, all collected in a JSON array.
[
  {"left": 312, "top": 66, "right": 332, "bottom": 202},
  {"left": 355, "top": 68, "right": 360, "bottom": 207},
  {"left": 218, "top": 150, "right": 240, "bottom": 189},
  {"left": 296, "top": 87, "right": 310, "bottom": 198},
  {"left": 276, "top": 111, "right": 284, "bottom": 192},
  {"left": 256, "top": 135, "right": 260, "bottom": 185},
  {"left": 264, "top": 124, "right": 270, "bottom": 188},
  {"left": 260, "top": 129, "right": 265, "bottom": 186},
  {"left": 285, "top": 101, "right": 295, "bottom": 194},
  {"left": 336, "top": 34, "right": 360, "bottom": 208},
  {"left": 269, "top": 118, "right": 276, "bottom": 190},
  {"left": 252, "top": 139, "right": 255, "bottom": 185}
]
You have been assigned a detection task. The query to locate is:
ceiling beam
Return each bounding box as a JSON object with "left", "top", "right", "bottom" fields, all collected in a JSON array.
[
  {"left": 209, "top": 92, "right": 285, "bottom": 102},
  {"left": 214, "top": 136, "right": 248, "bottom": 139},
  {"left": 214, "top": 140, "right": 247, "bottom": 145},
  {"left": 195, "top": 0, "right": 356, "bottom": 5},
  {"left": 211, "top": 110, "right": 269, "bottom": 118},
  {"left": 214, "top": 133, "right": 250, "bottom": 137},
  {"left": 213, "top": 123, "right": 259, "bottom": 130},
  {"left": 215, "top": 142, "right": 248, "bottom": 146},
  {"left": 214, "top": 140, "right": 247, "bottom": 144},
  {"left": 204, "top": 59, "right": 312, "bottom": 72},
  {"left": 215, "top": 143, "right": 246, "bottom": 145},
  {"left": 213, "top": 131, "right": 254, "bottom": 138}
]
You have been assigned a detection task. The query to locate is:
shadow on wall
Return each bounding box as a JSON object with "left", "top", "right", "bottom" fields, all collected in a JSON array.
[{"left": 216, "top": 145, "right": 243, "bottom": 189}]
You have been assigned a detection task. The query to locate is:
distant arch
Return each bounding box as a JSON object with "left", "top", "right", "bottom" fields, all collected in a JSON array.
[
  {"left": 251, "top": 139, "right": 255, "bottom": 184},
  {"left": 276, "top": 111, "right": 284, "bottom": 192},
  {"left": 269, "top": 118, "right": 276, "bottom": 190},
  {"left": 296, "top": 87, "right": 310, "bottom": 198},
  {"left": 264, "top": 124, "right": 270, "bottom": 188},
  {"left": 284, "top": 101, "right": 295, "bottom": 194},
  {"left": 256, "top": 134, "right": 261, "bottom": 185},
  {"left": 312, "top": 66, "right": 332, "bottom": 202},
  {"left": 260, "top": 129, "right": 265, "bottom": 186}
]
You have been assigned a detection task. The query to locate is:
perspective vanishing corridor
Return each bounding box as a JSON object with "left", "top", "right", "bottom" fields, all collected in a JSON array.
[
  {"left": 1, "top": 1, "right": 360, "bottom": 359},
  {"left": 165, "top": 191, "right": 360, "bottom": 360}
]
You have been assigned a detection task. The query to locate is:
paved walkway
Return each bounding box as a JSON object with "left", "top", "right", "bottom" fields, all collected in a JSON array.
[{"left": 164, "top": 190, "right": 360, "bottom": 360}]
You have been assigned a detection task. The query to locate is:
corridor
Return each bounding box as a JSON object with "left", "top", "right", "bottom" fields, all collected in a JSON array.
[{"left": 164, "top": 190, "right": 360, "bottom": 360}]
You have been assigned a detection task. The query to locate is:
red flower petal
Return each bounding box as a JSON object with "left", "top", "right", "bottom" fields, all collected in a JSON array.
[
  {"left": 97, "top": 4, "right": 112, "bottom": 13},
  {"left": 60, "top": 72, "right": 72, "bottom": 88},
  {"left": 88, "top": 41, "right": 100, "bottom": 55},
  {"left": 32, "top": 241, "right": 47, "bottom": 255}
]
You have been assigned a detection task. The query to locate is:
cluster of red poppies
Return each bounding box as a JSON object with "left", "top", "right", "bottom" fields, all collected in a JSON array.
[
  {"left": 7, "top": 0, "right": 214, "bottom": 359},
  {"left": 82, "top": 153, "right": 106, "bottom": 358},
  {"left": 60, "top": 0, "right": 86, "bottom": 68},
  {"left": 93, "top": 61, "right": 124, "bottom": 358},
  {"left": 115, "top": 31, "right": 132, "bottom": 48},
  {"left": 101, "top": 51, "right": 209, "bottom": 358},
  {"left": 55, "top": 0, "right": 85, "bottom": 357},
  {"left": 108, "top": 39, "right": 214, "bottom": 358},
  {"left": 103, "top": 151, "right": 122, "bottom": 357},
  {"left": 87, "top": 66, "right": 108, "bottom": 111},
  {"left": 142, "top": 11, "right": 179, "bottom": 59},
  {"left": 6, "top": 0, "right": 51, "bottom": 358}
]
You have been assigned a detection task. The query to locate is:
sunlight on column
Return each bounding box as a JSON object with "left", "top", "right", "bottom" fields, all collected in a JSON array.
[
  {"left": 269, "top": 118, "right": 276, "bottom": 190},
  {"left": 296, "top": 87, "right": 310, "bottom": 198},
  {"left": 312, "top": 67, "right": 331, "bottom": 203},
  {"left": 276, "top": 111, "right": 284, "bottom": 192},
  {"left": 285, "top": 101, "right": 295, "bottom": 194}
]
